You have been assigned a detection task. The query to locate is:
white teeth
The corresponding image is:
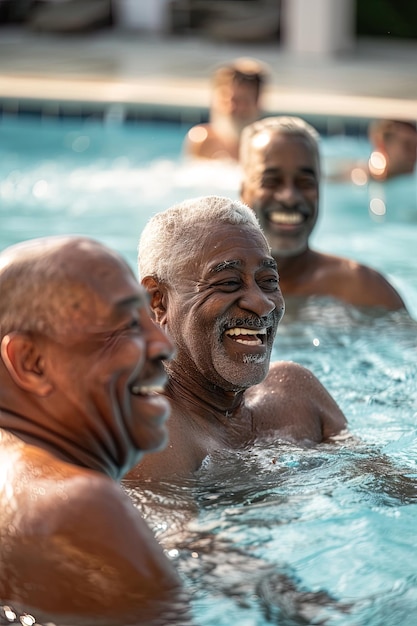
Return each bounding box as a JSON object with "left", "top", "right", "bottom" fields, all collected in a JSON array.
[
  {"left": 130, "top": 385, "right": 164, "bottom": 395},
  {"left": 225, "top": 327, "right": 266, "bottom": 345},
  {"left": 269, "top": 212, "right": 303, "bottom": 225},
  {"left": 235, "top": 338, "right": 262, "bottom": 345},
  {"left": 226, "top": 328, "right": 266, "bottom": 336}
]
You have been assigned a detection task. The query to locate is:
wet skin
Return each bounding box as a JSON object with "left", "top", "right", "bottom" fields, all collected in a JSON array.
[
  {"left": 185, "top": 82, "right": 260, "bottom": 160},
  {"left": 0, "top": 237, "right": 187, "bottom": 624},
  {"left": 38, "top": 250, "right": 175, "bottom": 475},
  {"left": 126, "top": 223, "right": 347, "bottom": 481},
  {"left": 240, "top": 131, "right": 319, "bottom": 260},
  {"left": 159, "top": 223, "right": 284, "bottom": 393},
  {"left": 1, "top": 239, "right": 174, "bottom": 478}
]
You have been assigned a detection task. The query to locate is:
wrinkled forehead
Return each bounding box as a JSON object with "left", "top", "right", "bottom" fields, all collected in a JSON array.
[
  {"left": 190, "top": 222, "right": 271, "bottom": 271},
  {"left": 56, "top": 247, "right": 141, "bottom": 323},
  {"left": 79, "top": 255, "right": 139, "bottom": 304}
]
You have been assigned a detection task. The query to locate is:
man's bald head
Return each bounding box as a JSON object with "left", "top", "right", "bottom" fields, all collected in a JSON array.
[{"left": 0, "top": 236, "right": 134, "bottom": 340}]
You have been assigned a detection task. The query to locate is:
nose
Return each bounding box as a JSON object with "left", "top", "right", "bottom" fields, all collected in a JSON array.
[
  {"left": 145, "top": 316, "right": 175, "bottom": 362},
  {"left": 239, "top": 283, "right": 284, "bottom": 319},
  {"left": 273, "top": 181, "right": 301, "bottom": 208}
]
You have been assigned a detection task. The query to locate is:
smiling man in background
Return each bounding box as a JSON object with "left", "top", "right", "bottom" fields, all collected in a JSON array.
[{"left": 239, "top": 115, "right": 406, "bottom": 311}]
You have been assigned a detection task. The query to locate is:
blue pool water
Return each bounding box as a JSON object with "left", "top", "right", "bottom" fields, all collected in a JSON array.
[{"left": 1, "top": 114, "right": 417, "bottom": 625}]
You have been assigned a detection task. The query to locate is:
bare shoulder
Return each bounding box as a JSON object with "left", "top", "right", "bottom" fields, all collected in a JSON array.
[
  {"left": 318, "top": 252, "right": 405, "bottom": 310},
  {"left": 33, "top": 470, "right": 180, "bottom": 588},
  {"left": 244, "top": 361, "right": 347, "bottom": 443},
  {"left": 347, "top": 259, "right": 405, "bottom": 309},
  {"left": 251, "top": 360, "right": 333, "bottom": 399},
  {"left": 51, "top": 472, "right": 156, "bottom": 543},
  {"left": 22, "top": 469, "right": 145, "bottom": 542},
  {"left": 4, "top": 467, "right": 184, "bottom": 622}
]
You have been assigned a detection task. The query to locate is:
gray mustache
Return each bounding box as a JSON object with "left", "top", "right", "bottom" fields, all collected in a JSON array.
[{"left": 225, "top": 315, "right": 276, "bottom": 330}]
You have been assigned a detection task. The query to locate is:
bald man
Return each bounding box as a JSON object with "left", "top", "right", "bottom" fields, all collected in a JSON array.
[{"left": 0, "top": 236, "right": 189, "bottom": 625}]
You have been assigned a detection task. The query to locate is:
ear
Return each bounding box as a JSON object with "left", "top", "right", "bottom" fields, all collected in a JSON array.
[
  {"left": 141, "top": 276, "right": 169, "bottom": 327},
  {"left": 1, "top": 333, "right": 53, "bottom": 396}
]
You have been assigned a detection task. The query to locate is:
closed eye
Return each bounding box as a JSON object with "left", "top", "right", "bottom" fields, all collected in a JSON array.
[
  {"left": 259, "top": 278, "right": 279, "bottom": 291},
  {"left": 116, "top": 317, "right": 143, "bottom": 336},
  {"left": 216, "top": 280, "right": 242, "bottom": 291},
  {"left": 126, "top": 318, "right": 142, "bottom": 330},
  {"left": 262, "top": 177, "right": 280, "bottom": 189}
]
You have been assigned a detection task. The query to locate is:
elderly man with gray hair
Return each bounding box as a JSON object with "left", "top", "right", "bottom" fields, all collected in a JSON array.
[{"left": 127, "top": 195, "right": 347, "bottom": 482}]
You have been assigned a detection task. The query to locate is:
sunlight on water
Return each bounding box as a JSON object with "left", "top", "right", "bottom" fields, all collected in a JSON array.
[{"left": 1, "top": 115, "right": 417, "bottom": 625}]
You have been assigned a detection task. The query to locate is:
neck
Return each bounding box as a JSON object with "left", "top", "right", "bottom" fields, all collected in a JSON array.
[
  {"left": 274, "top": 247, "right": 318, "bottom": 285},
  {"left": 0, "top": 404, "right": 133, "bottom": 480},
  {"left": 165, "top": 362, "right": 245, "bottom": 425}
]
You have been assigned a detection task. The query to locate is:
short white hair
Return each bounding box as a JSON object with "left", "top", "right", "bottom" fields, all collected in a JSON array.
[
  {"left": 240, "top": 115, "right": 321, "bottom": 173},
  {"left": 138, "top": 195, "right": 269, "bottom": 284}
]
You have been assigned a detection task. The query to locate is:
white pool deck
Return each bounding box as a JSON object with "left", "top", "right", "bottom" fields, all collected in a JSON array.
[{"left": 0, "top": 26, "right": 416, "bottom": 124}]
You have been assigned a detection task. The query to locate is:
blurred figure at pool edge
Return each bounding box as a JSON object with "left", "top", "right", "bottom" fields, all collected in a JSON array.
[
  {"left": 334, "top": 119, "right": 417, "bottom": 183},
  {"left": 0, "top": 236, "right": 188, "bottom": 625},
  {"left": 367, "top": 119, "right": 417, "bottom": 180},
  {"left": 126, "top": 196, "right": 347, "bottom": 481},
  {"left": 183, "top": 57, "right": 268, "bottom": 161},
  {"left": 239, "top": 116, "right": 406, "bottom": 311}
]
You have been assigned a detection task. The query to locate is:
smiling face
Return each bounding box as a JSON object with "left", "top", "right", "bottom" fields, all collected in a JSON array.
[
  {"left": 240, "top": 131, "right": 320, "bottom": 259},
  {"left": 160, "top": 223, "right": 284, "bottom": 392},
  {"left": 40, "top": 244, "right": 174, "bottom": 475}
]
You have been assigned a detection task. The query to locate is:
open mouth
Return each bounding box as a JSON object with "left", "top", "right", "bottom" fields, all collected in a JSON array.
[
  {"left": 129, "top": 383, "right": 165, "bottom": 396},
  {"left": 224, "top": 327, "right": 267, "bottom": 346}
]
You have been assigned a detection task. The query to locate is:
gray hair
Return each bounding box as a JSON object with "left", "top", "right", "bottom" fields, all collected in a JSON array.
[
  {"left": 240, "top": 115, "right": 321, "bottom": 172},
  {"left": 138, "top": 195, "right": 269, "bottom": 284}
]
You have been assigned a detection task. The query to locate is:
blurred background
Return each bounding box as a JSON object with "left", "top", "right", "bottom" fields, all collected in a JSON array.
[
  {"left": 0, "top": 0, "right": 416, "bottom": 131},
  {"left": 0, "top": 0, "right": 416, "bottom": 291},
  {"left": 2, "top": 0, "right": 417, "bottom": 42}
]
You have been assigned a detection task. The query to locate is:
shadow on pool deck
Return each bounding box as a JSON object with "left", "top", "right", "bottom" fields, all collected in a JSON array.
[{"left": 0, "top": 25, "right": 416, "bottom": 124}]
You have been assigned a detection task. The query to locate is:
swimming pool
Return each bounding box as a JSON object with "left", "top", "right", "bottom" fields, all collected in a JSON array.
[{"left": 1, "top": 114, "right": 417, "bottom": 625}]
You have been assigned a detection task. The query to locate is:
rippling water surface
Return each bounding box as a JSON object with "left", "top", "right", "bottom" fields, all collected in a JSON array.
[{"left": 2, "top": 115, "right": 417, "bottom": 625}]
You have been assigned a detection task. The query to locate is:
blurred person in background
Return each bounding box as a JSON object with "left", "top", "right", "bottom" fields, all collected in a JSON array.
[
  {"left": 239, "top": 115, "right": 407, "bottom": 311},
  {"left": 183, "top": 57, "right": 269, "bottom": 162},
  {"left": 329, "top": 119, "right": 417, "bottom": 184}
]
